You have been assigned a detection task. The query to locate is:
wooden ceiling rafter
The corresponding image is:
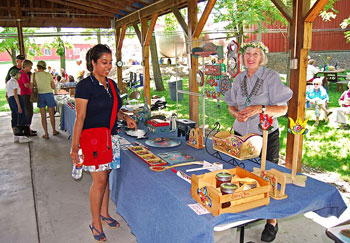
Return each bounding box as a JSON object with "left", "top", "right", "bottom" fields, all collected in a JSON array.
[
  {"left": 64, "top": 0, "right": 121, "bottom": 16},
  {"left": 115, "top": 0, "right": 187, "bottom": 28},
  {"left": 45, "top": 0, "right": 114, "bottom": 18}
]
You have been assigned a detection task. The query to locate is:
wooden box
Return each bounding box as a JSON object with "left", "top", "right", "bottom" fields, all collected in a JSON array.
[
  {"left": 212, "top": 131, "right": 262, "bottom": 160},
  {"left": 147, "top": 119, "right": 170, "bottom": 134},
  {"left": 191, "top": 167, "right": 270, "bottom": 216}
]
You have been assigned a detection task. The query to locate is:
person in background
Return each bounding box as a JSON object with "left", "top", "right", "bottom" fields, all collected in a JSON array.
[
  {"left": 6, "top": 69, "right": 31, "bottom": 143},
  {"left": 334, "top": 80, "right": 350, "bottom": 129},
  {"left": 70, "top": 44, "right": 137, "bottom": 242},
  {"left": 306, "top": 77, "right": 331, "bottom": 126},
  {"left": 5, "top": 54, "right": 25, "bottom": 84},
  {"left": 224, "top": 41, "right": 293, "bottom": 242},
  {"left": 306, "top": 59, "right": 319, "bottom": 84},
  {"left": 18, "top": 59, "right": 37, "bottom": 136},
  {"left": 31, "top": 61, "right": 59, "bottom": 139}
]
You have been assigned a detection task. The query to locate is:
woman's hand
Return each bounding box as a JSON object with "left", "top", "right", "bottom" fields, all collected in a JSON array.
[
  {"left": 18, "top": 107, "right": 22, "bottom": 114},
  {"left": 70, "top": 145, "right": 80, "bottom": 165},
  {"left": 239, "top": 105, "right": 262, "bottom": 119},
  {"left": 125, "top": 115, "right": 138, "bottom": 130}
]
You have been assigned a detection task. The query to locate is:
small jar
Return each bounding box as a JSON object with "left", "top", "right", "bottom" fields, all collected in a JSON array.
[
  {"left": 220, "top": 183, "right": 238, "bottom": 208},
  {"left": 215, "top": 172, "right": 232, "bottom": 188}
]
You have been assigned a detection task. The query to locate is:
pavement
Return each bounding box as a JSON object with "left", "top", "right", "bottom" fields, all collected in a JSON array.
[{"left": 0, "top": 112, "right": 348, "bottom": 243}]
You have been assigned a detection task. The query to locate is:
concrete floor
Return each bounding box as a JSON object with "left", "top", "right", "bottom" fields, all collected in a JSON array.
[{"left": 0, "top": 112, "right": 347, "bottom": 243}]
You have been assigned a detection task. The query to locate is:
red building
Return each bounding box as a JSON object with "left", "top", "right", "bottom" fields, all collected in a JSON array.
[
  {"left": 0, "top": 43, "right": 93, "bottom": 62},
  {"left": 246, "top": 0, "right": 350, "bottom": 52}
]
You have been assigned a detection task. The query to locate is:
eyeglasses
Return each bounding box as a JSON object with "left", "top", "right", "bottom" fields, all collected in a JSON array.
[{"left": 313, "top": 83, "right": 320, "bottom": 86}]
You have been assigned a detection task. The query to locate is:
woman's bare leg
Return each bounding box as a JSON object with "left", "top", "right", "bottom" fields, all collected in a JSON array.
[
  {"left": 90, "top": 170, "right": 109, "bottom": 239},
  {"left": 48, "top": 107, "right": 58, "bottom": 134},
  {"left": 40, "top": 108, "right": 48, "bottom": 137}
]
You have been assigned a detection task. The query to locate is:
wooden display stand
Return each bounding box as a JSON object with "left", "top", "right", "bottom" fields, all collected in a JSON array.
[
  {"left": 187, "top": 128, "right": 205, "bottom": 149},
  {"left": 191, "top": 167, "right": 270, "bottom": 216},
  {"left": 212, "top": 131, "right": 262, "bottom": 160}
]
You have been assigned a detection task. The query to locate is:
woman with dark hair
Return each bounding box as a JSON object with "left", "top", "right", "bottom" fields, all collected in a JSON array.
[
  {"left": 224, "top": 41, "right": 293, "bottom": 242},
  {"left": 70, "top": 44, "right": 137, "bottom": 242}
]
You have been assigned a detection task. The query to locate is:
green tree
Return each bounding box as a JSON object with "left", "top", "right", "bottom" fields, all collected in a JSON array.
[
  {"left": 340, "top": 17, "right": 350, "bottom": 42},
  {"left": 0, "top": 27, "right": 41, "bottom": 64},
  {"left": 213, "top": 0, "right": 287, "bottom": 45},
  {"left": 43, "top": 28, "right": 72, "bottom": 71}
]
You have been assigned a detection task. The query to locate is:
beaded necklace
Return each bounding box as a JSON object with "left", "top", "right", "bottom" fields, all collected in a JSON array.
[{"left": 240, "top": 72, "right": 264, "bottom": 107}]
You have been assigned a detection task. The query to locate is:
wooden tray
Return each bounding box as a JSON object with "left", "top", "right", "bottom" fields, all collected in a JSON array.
[
  {"left": 128, "top": 146, "right": 167, "bottom": 166},
  {"left": 191, "top": 167, "right": 270, "bottom": 216}
]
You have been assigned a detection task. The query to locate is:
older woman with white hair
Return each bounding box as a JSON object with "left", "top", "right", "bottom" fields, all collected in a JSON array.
[
  {"left": 306, "top": 77, "right": 331, "bottom": 126},
  {"left": 224, "top": 41, "right": 293, "bottom": 242}
]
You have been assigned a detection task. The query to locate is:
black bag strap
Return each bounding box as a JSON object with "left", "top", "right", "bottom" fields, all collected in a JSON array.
[{"left": 108, "top": 79, "right": 118, "bottom": 130}]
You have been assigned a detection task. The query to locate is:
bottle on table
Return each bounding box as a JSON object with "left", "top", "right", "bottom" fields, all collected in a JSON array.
[{"left": 72, "top": 149, "right": 83, "bottom": 180}]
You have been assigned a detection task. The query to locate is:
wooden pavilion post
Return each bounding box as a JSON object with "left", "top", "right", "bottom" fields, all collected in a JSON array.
[
  {"left": 115, "top": 24, "right": 127, "bottom": 90},
  {"left": 187, "top": 0, "right": 216, "bottom": 125},
  {"left": 15, "top": 0, "right": 25, "bottom": 56},
  {"left": 140, "top": 13, "right": 158, "bottom": 106},
  {"left": 282, "top": 0, "right": 330, "bottom": 171}
]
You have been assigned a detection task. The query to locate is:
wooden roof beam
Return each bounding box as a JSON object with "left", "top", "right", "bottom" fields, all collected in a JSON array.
[
  {"left": 64, "top": 0, "right": 120, "bottom": 16},
  {"left": 115, "top": 0, "right": 187, "bottom": 28},
  {"left": 271, "top": 0, "right": 292, "bottom": 23},
  {"left": 193, "top": 0, "right": 216, "bottom": 38},
  {"left": 46, "top": 0, "right": 114, "bottom": 17},
  {"left": 117, "top": 25, "right": 127, "bottom": 50},
  {"left": 305, "top": 0, "right": 329, "bottom": 22},
  {"left": 144, "top": 13, "right": 158, "bottom": 46},
  {"left": 171, "top": 6, "right": 188, "bottom": 37}
]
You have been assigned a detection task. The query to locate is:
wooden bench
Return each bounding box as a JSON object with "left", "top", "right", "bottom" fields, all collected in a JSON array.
[{"left": 336, "top": 80, "right": 349, "bottom": 92}]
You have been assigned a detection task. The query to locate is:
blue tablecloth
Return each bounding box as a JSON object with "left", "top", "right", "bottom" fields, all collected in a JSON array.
[
  {"left": 110, "top": 131, "right": 347, "bottom": 243},
  {"left": 60, "top": 103, "right": 75, "bottom": 137}
]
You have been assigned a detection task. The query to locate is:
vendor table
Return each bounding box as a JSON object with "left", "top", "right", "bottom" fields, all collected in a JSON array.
[
  {"left": 110, "top": 131, "right": 347, "bottom": 243},
  {"left": 60, "top": 103, "right": 75, "bottom": 138}
]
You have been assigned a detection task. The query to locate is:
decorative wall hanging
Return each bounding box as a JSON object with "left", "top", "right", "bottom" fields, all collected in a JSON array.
[{"left": 227, "top": 40, "right": 240, "bottom": 78}]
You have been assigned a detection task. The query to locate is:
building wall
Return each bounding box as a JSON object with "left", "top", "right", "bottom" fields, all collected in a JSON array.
[
  {"left": 0, "top": 43, "right": 92, "bottom": 62},
  {"left": 246, "top": 0, "right": 350, "bottom": 52}
]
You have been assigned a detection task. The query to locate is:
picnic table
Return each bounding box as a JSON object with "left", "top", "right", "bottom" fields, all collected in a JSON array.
[{"left": 318, "top": 69, "right": 346, "bottom": 88}]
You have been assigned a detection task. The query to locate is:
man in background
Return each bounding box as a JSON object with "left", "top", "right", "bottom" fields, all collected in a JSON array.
[{"left": 5, "top": 55, "right": 25, "bottom": 84}]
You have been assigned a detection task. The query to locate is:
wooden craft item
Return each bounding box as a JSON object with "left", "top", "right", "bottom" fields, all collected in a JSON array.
[
  {"left": 191, "top": 167, "right": 270, "bottom": 216},
  {"left": 149, "top": 161, "right": 204, "bottom": 172},
  {"left": 187, "top": 128, "right": 205, "bottom": 149},
  {"left": 258, "top": 113, "right": 273, "bottom": 176},
  {"left": 286, "top": 117, "right": 309, "bottom": 187},
  {"left": 253, "top": 168, "right": 288, "bottom": 200},
  {"left": 128, "top": 145, "right": 167, "bottom": 166},
  {"left": 212, "top": 131, "right": 262, "bottom": 160}
]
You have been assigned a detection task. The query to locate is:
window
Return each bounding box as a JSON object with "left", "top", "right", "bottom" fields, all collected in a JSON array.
[
  {"left": 73, "top": 48, "right": 80, "bottom": 56},
  {"left": 44, "top": 48, "right": 52, "bottom": 56}
]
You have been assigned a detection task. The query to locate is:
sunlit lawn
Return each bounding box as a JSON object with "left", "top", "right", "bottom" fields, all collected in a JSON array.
[{"left": 1, "top": 76, "right": 349, "bottom": 181}]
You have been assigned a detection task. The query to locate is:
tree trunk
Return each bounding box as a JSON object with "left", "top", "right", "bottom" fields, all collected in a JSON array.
[
  {"left": 97, "top": 30, "right": 101, "bottom": 44},
  {"left": 60, "top": 50, "right": 66, "bottom": 71},
  {"left": 150, "top": 35, "right": 164, "bottom": 91},
  {"left": 10, "top": 48, "right": 16, "bottom": 65}
]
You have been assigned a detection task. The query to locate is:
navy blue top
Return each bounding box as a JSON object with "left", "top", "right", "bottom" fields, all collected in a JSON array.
[{"left": 75, "top": 74, "right": 122, "bottom": 135}]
